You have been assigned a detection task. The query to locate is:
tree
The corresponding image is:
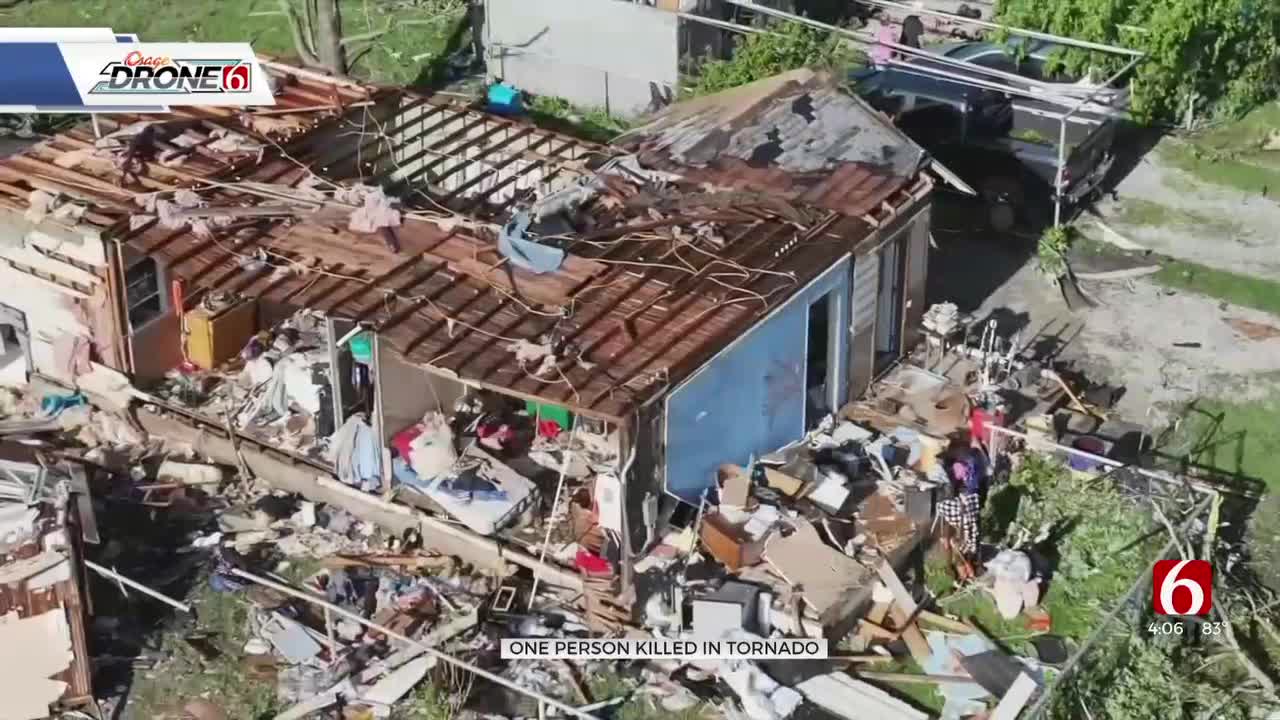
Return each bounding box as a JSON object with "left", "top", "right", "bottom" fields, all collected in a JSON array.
[
  {"left": 996, "top": 0, "right": 1280, "bottom": 123},
  {"left": 279, "top": 0, "right": 349, "bottom": 75},
  {"left": 689, "top": 21, "right": 853, "bottom": 96},
  {"left": 277, "top": 0, "right": 471, "bottom": 78}
]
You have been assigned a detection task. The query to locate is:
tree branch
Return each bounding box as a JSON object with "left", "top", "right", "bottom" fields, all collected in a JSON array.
[
  {"left": 302, "top": 0, "right": 318, "bottom": 54},
  {"left": 1214, "top": 591, "right": 1280, "bottom": 702},
  {"left": 278, "top": 0, "right": 321, "bottom": 67},
  {"left": 339, "top": 21, "right": 391, "bottom": 47},
  {"left": 338, "top": 13, "right": 459, "bottom": 47}
]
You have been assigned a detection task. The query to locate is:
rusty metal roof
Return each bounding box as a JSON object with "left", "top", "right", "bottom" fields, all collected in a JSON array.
[
  {"left": 0, "top": 63, "right": 930, "bottom": 423},
  {"left": 613, "top": 69, "right": 927, "bottom": 218}
]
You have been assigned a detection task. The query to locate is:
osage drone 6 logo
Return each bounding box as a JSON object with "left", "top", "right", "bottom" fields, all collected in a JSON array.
[{"left": 89, "top": 51, "right": 252, "bottom": 95}]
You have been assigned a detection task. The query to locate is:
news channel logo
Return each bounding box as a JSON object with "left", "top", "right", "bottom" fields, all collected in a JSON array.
[
  {"left": 1152, "top": 559, "right": 1213, "bottom": 616},
  {"left": 0, "top": 29, "right": 275, "bottom": 112},
  {"left": 90, "top": 52, "right": 255, "bottom": 96}
]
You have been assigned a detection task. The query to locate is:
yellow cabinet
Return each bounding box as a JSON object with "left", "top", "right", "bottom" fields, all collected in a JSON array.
[{"left": 184, "top": 299, "right": 257, "bottom": 370}]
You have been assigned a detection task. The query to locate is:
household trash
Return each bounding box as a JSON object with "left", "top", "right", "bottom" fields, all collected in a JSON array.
[
  {"left": 330, "top": 413, "right": 383, "bottom": 492},
  {"left": 40, "top": 392, "right": 85, "bottom": 418},
  {"left": 498, "top": 210, "right": 565, "bottom": 274},
  {"left": 986, "top": 549, "right": 1039, "bottom": 619},
  {"left": 418, "top": 445, "right": 535, "bottom": 535}
]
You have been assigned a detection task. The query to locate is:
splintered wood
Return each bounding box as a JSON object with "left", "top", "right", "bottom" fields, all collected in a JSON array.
[
  {"left": 853, "top": 562, "right": 974, "bottom": 666},
  {"left": 582, "top": 576, "right": 630, "bottom": 634}
]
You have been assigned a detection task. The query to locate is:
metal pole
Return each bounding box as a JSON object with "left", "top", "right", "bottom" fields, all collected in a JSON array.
[
  {"left": 85, "top": 559, "right": 193, "bottom": 614},
  {"left": 1053, "top": 116, "right": 1067, "bottom": 227},
  {"left": 987, "top": 424, "right": 1221, "bottom": 497},
  {"left": 324, "top": 606, "right": 337, "bottom": 663},
  {"left": 724, "top": 0, "right": 1087, "bottom": 104},
  {"left": 370, "top": 332, "right": 392, "bottom": 499},
  {"left": 229, "top": 568, "right": 600, "bottom": 720},
  {"left": 676, "top": 12, "right": 770, "bottom": 35},
  {"left": 90, "top": 115, "right": 102, "bottom": 139},
  {"left": 854, "top": 0, "right": 1145, "bottom": 57},
  {"left": 1045, "top": 54, "right": 1142, "bottom": 227},
  {"left": 529, "top": 416, "right": 580, "bottom": 608}
]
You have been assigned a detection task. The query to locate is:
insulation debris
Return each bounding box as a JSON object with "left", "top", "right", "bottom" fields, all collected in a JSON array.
[
  {"left": 508, "top": 337, "right": 557, "bottom": 377},
  {"left": 336, "top": 184, "right": 402, "bottom": 234},
  {"left": 207, "top": 127, "right": 265, "bottom": 155},
  {"left": 24, "top": 190, "right": 87, "bottom": 224}
]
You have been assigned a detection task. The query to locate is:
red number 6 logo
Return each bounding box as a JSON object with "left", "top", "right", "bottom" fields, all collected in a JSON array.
[
  {"left": 1153, "top": 559, "right": 1213, "bottom": 616},
  {"left": 222, "top": 65, "right": 251, "bottom": 93}
]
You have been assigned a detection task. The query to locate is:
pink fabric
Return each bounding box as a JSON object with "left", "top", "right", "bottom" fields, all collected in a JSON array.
[
  {"left": 871, "top": 25, "right": 897, "bottom": 66},
  {"left": 53, "top": 333, "right": 92, "bottom": 379}
]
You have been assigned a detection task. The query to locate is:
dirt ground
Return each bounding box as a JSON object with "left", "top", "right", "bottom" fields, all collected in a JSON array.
[
  {"left": 1094, "top": 135, "right": 1280, "bottom": 280},
  {"left": 929, "top": 216, "right": 1280, "bottom": 426}
]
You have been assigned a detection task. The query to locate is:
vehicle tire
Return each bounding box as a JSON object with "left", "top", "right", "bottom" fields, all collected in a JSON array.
[{"left": 981, "top": 176, "right": 1023, "bottom": 233}]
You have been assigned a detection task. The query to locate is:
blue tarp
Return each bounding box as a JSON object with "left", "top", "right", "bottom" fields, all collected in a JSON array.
[{"left": 498, "top": 211, "right": 565, "bottom": 274}]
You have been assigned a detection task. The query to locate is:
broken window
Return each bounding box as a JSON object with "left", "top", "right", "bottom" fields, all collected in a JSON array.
[{"left": 126, "top": 256, "right": 165, "bottom": 329}]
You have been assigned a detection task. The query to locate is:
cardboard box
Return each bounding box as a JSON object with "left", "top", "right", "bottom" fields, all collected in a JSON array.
[{"left": 700, "top": 512, "right": 771, "bottom": 570}]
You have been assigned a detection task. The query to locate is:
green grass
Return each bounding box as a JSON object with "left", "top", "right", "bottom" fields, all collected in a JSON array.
[
  {"left": 125, "top": 579, "right": 280, "bottom": 720},
  {"left": 875, "top": 657, "right": 945, "bottom": 715},
  {"left": 527, "top": 95, "right": 632, "bottom": 145},
  {"left": 1161, "top": 385, "right": 1280, "bottom": 493},
  {"left": 393, "top": 683, "right": 459, "bottom": 720},
  {"left": 1156, "top": 102, "right": 1280, "bottom": 197},
  {"left": 0, "top": 0, "right": 468, "bottom": 85},
  {"left": 1159, "top": 382, "right": 1280, "bottom": 593},
  {"left": 585, "top": 669, "right": 715, "bottom": 720},
  {"left": 1110, "top": 197, "right": 1245, "bottom": 238},
  {"left": 1153, "top": 259, "right": 1280, "bottom": 318}
]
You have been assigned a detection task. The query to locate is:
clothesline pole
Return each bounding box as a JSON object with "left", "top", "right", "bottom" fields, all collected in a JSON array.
[{"left": 529, "top": 416, "right": 579, "bottom": 609}]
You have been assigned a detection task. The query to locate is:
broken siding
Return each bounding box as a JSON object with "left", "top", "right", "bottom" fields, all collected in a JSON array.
[
  {"left": 0, "top": 492, "right": 94, "bottom": 714},
  {"left": 486, "top": 0, "right": 680, "bottom": 117},
  {"left": 900, "top": 206, "right": 931, "bottom": 352},
  {"left": 663, "top": 256, "right": 850, "bottom": 503},
  {"left": 848, "top": 249, "right": 879, "bottom": 397}
]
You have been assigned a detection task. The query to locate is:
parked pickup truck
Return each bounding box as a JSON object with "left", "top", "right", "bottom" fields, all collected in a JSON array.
[{"left": 852, "top": 58, "right": 1118, "bottom": 231}]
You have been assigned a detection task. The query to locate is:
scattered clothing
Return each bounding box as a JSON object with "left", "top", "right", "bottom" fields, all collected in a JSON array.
[
  {"left": 477, "top": 422, "right": 513, "bottom": 451},
  {"left": 938, "top": 492, "right": 979, "bottom": 555},
  {"left": 536, "top": 419, "right": 562, "bottom": 440},
  {"left": 574, "top": 549, "right": 613, "bottom": 577},
  {"left": 40, "top": 392, "right": 85, "bottom": 418},
  {"left": 330, "top": 413, "right": 381, "bottom": 492},
  {"left": 436, "top": 457, "right": 508, "bottom": 502}
]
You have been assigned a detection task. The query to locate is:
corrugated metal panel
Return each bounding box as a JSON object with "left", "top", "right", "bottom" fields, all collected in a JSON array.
[
  {"left": 663, "top": 256, "right": 850, "bottom": 503},
  {"left": 615, "top": 69, "right": 927, "bottom": 217},
  {"left": 852, "top": 252, "right": 880, "bottom": 334}
]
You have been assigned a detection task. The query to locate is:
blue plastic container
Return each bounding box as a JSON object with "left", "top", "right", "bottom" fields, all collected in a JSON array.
[{"left": 486, "top": 83, "right": 523, "bottom": 115}]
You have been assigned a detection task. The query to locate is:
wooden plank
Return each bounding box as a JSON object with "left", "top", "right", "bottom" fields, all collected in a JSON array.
[
  {"left": 918, "top": 609, "right": 977, "bottom": 634},
  {"left": 856, "top": 672, "right": 976, "bottom": 685},
  {"left": 887, "top": 603, "right": 932, "bottom": 664},
  {"left": 877, "top": 562, "right": 931, "bottom": 663},
  {"left": 856, "top": 600, "right": 892, "bottom": 645},
  {"left": 876, "top": 561, "right": 919, "bottom": 614}
]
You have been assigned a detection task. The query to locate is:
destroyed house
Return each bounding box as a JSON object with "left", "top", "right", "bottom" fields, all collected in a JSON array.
[
  {"left": 0, "top": 448, "right": 95, "bottom": 718},
  {"left": 0, "top": 65, "right": 931, "bottom": 597}
]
